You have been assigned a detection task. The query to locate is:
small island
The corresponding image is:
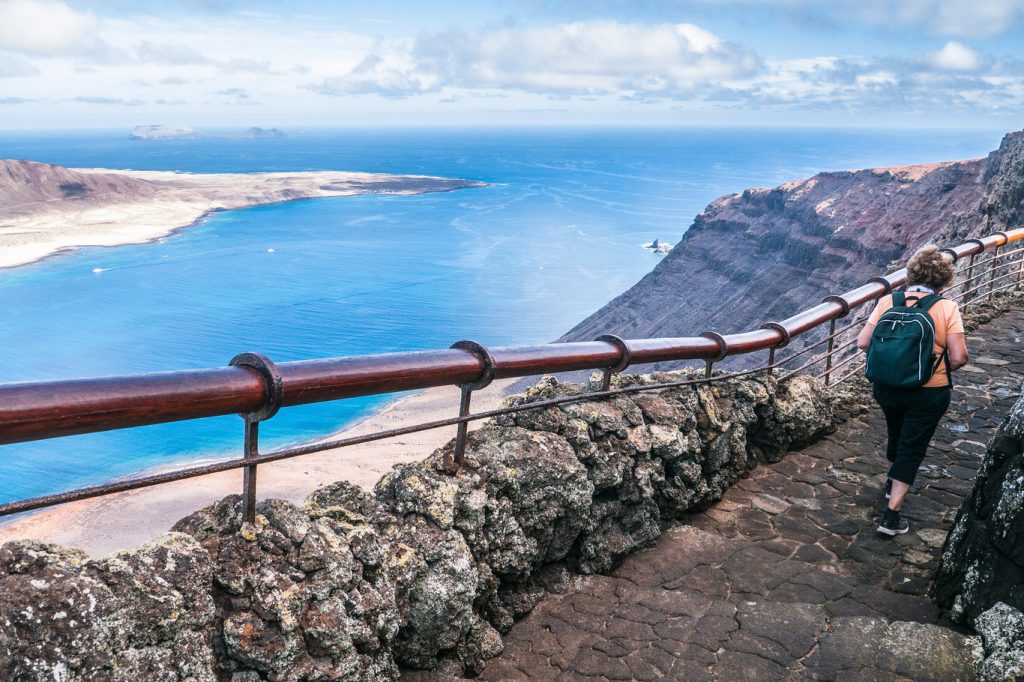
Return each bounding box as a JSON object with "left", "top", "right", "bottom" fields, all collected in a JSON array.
[
  {"left": 0, "top": 159, "right": 486, "bottom": 268},
  {"left": 241, "top": 127, "right": 286, "bottom": 139},
  {"left": 129, "top": 124, "right": 201, "bottom": 140},
  {"left": 643, "top": 238, "right": 673, "bottom": 254},
  {"left": 130, "top": 125, "right": 288, "bottom": 140}
]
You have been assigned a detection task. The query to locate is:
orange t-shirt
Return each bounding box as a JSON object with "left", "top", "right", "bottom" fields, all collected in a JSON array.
[{"left": 866, "top": 292, "right": 964, "bottom": 388}]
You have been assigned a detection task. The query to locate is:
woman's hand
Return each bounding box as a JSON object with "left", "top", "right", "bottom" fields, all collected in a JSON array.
[{"left": 857, "top": 322, "right": 875, "bottom": 352}]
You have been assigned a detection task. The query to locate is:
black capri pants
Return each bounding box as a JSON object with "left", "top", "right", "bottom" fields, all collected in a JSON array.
[{"left": 871, "top": 384, "right": 952, "bottom": 485}]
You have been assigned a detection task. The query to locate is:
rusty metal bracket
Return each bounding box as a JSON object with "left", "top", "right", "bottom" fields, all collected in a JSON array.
[
  {"left": 451, "top": 340, "right": 496, "bottom": 391},
  {"left": 760, "top": 322, "right": 791, "bottom": 376},
  {"left": 230, "top": 352, "right": 284, "bottom": 422},
  {"left": 822, "top": 295, "right": 851, "bottom": 318},
  {"left": 446, "top": 340, "right": 496, "bottom": 473},
  {"left": 228, "top": 352, "right": 283, "bottom": 524},
  {"left": 595, "top": 334, "right": 632, "bottom": 391},
  {"left": 700, "top": 331, "right": 728, "bottom": 378},
  {"left": 760, "top": 322, "right": 791, "bottom": 349},
  {"left": 867, "top": 276, "right": 893, "bottom": 294}
]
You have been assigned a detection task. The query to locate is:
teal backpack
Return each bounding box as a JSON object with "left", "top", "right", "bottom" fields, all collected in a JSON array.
[{"left": 865, "top": 292, "right": 949, "bottom": 388}]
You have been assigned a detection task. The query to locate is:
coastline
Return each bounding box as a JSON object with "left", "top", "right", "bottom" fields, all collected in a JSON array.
[
  {"left": 0, "top": 163, "right": 486, "bottom": 269},
  {"left": 0, "top": 378, "right": 517, "bottom": 558}
]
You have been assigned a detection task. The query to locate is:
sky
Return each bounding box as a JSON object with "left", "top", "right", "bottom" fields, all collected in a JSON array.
[{"left": 0, "top": 0, "right": 1023, "bottom": 130}]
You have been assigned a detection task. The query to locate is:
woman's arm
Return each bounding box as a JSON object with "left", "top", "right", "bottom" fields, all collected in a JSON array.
[
  {"left": 947, "top": 332, "right": 968, "bottom": 370},
  {"left": 856, "top": 322, "right": 875, "bottom": 352}
]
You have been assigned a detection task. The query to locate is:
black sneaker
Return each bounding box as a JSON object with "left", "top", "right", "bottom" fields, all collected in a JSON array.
[
  {"left": 884, "top": 479, "right": 892, "bottom": 500},
  {"left": 877, "top": 510, "right": 909, "bottom": 536}
]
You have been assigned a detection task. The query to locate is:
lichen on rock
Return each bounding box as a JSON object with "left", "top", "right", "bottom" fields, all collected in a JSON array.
[
  {"left": 974, "top": 602, "right": 1024, "bottom": 682},
  {"left": 0, "top": 533, "right": 217, "bottom": 681}
]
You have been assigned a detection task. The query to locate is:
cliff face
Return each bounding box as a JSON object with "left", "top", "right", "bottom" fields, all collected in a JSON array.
[
  {"left": 0, "top": 159, "right": 159, "bottom": 216},
  {"left": 563, "top": 130, "right": 1024, "bottom": 345}
]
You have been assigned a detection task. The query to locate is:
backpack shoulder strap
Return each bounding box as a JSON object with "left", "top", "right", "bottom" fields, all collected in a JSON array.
[
  {"left": 892, "top": 292, "right": 906, "bottom": 307},
  {"left": 914, "top": 293, "right": 942, "bottom": 312}
]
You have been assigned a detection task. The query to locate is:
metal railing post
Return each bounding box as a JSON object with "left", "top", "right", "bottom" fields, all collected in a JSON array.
[
  {"left": 450, "top": 385, "right": 473, "bottom": 472},
  {"left": 965, "top": 252, "right": 977, "bottom": 305},
  {"left": 824, "top": 318, "right": 837, "bottom": 386},
  {"left": 242, "top": 417, "right": 259, "bottom": 522},
  {"left": 1018, "top": 248, "right": 1024, "bottom": 290},
  {"left": 446, "top": 340, "right": 495, "bottom": 473},
  {"left": 229, "top": 352, "right": 283, "bottom": 524},
  {"left": 820, "top": 295, "right": 851, "bottom": 387},
  {"left": 988, "top": 245, "right": 1000, "bottom": 302}
]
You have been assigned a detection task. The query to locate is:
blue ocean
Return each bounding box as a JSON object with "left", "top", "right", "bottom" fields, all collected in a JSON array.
[{"left": 0, "top": 127, "right": 1004, "bottom": 504}]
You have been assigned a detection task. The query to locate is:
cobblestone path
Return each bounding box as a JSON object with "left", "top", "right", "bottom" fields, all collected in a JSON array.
[{"left": 469, "top": 307, "right": 1024, "bottom": 681}]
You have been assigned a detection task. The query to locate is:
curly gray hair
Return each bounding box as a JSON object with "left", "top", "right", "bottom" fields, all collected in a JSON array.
[{"left": 906, "top": 244, "right": 955, "bottom": 291}]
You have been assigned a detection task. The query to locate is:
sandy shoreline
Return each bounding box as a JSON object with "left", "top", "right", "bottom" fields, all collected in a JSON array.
[
  {"left": 0, "top": 160, "right": 485, "bottom": 269},
  {"left": 0, "top": 379, "right": 517, "bottom": 558}
]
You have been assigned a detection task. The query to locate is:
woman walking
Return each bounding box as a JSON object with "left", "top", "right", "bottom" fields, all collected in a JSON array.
[{"left": 856, "top": 244, "right": 969, "bottom": 535}]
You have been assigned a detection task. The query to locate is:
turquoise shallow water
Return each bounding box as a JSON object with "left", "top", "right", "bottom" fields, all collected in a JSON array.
[{"left": 0, "top": 127, "right": 1005, "bottom": 503}]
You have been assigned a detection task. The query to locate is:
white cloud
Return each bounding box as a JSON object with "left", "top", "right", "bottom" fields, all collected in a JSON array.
[
  {"left": 931, "top": 41, "right": 983, "bottom": 71},
  {"left": 71, "top": 95, "right": 145, "bottom": 105},
  {"left": 134, "top": 41, "right": 209, "bottom": 65},
  {"left": 0, "top": 0, "right": 98, "bottom": 55},
  {"left": 907, "top": 0, "right": 1023, "bottom": 37},
  {"left": 316, "top": 21, "right": 758, "bottom": 99},
  {"left": 702, "top": 0, "right": 1024, "bottom": 37},
  {"left": 0, "top": 51, "right": 38, "bottom": 76}
]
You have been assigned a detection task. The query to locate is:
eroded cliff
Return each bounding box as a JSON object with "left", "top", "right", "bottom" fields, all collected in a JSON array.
[{"left": 563, "top": 130, "right": 1024, "bottom": 347}]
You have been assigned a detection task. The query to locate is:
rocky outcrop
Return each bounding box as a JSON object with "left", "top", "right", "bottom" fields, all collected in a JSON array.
[
  {"left": 932, "top": 388, "right": 1024, "bottom": 624},
  {"left": 0, "top": 369, "right": 834, "bottom": 680},
  {"left": 563, "top": 130, "right": 1024, "bottom": 358},
  {"left": 932, "top": 387, "right": 1024, "bottom": 681},
  {"left": 0, "top": 534, "right": 217, "bottom": 681},
  {"left": 974, "top": 602, "right": 1024, "bottom": 681}
]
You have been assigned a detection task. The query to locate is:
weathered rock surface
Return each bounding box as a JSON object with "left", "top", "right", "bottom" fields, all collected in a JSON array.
[
  {"left": 974, "top": 602, "right": 1024, "bottom": 682},
  {"left": 0, "top": 533, "right": 217, "bottom": 681},
  {"left": 0, "top": 369, "right": 834, "bottom": 680},
  {"left": 562, "top": 130, "right": 1024, "bottom": 360},
  {"left": 933, "top": 388, "right": 1024, "bottom": 624}
]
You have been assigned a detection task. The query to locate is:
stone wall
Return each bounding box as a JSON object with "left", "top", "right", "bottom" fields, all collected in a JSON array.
[
  {"left": 0, "top": 369, "right": 835, "bottom": 681},
  {"left": 932, "top": 388, "right": 1024, "bottom": 680}
]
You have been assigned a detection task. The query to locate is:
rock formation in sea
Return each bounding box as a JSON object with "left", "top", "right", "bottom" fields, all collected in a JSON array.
[
  {"left": 932, "top": 388, "right": 1024, "bottom": 679},
  {"left": 563, "top": 129, "right": 1024, "bottom": 348},
  {"left": 128, "top": 125, "right": 287, "bottom": 140},
  {"left": 129, "top": 124, "right": 201, "bottom": 140},
  {"left": 0, "top": 369, "right": 834, "bottom": 680},
  {"left": 241, "top": 127, "right": 286, "bottom": 139}
]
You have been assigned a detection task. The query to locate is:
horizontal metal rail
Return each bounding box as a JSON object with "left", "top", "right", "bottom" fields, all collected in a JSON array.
[{"left": 1, "top": 227, "right": 1022, "bottom": 520}]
